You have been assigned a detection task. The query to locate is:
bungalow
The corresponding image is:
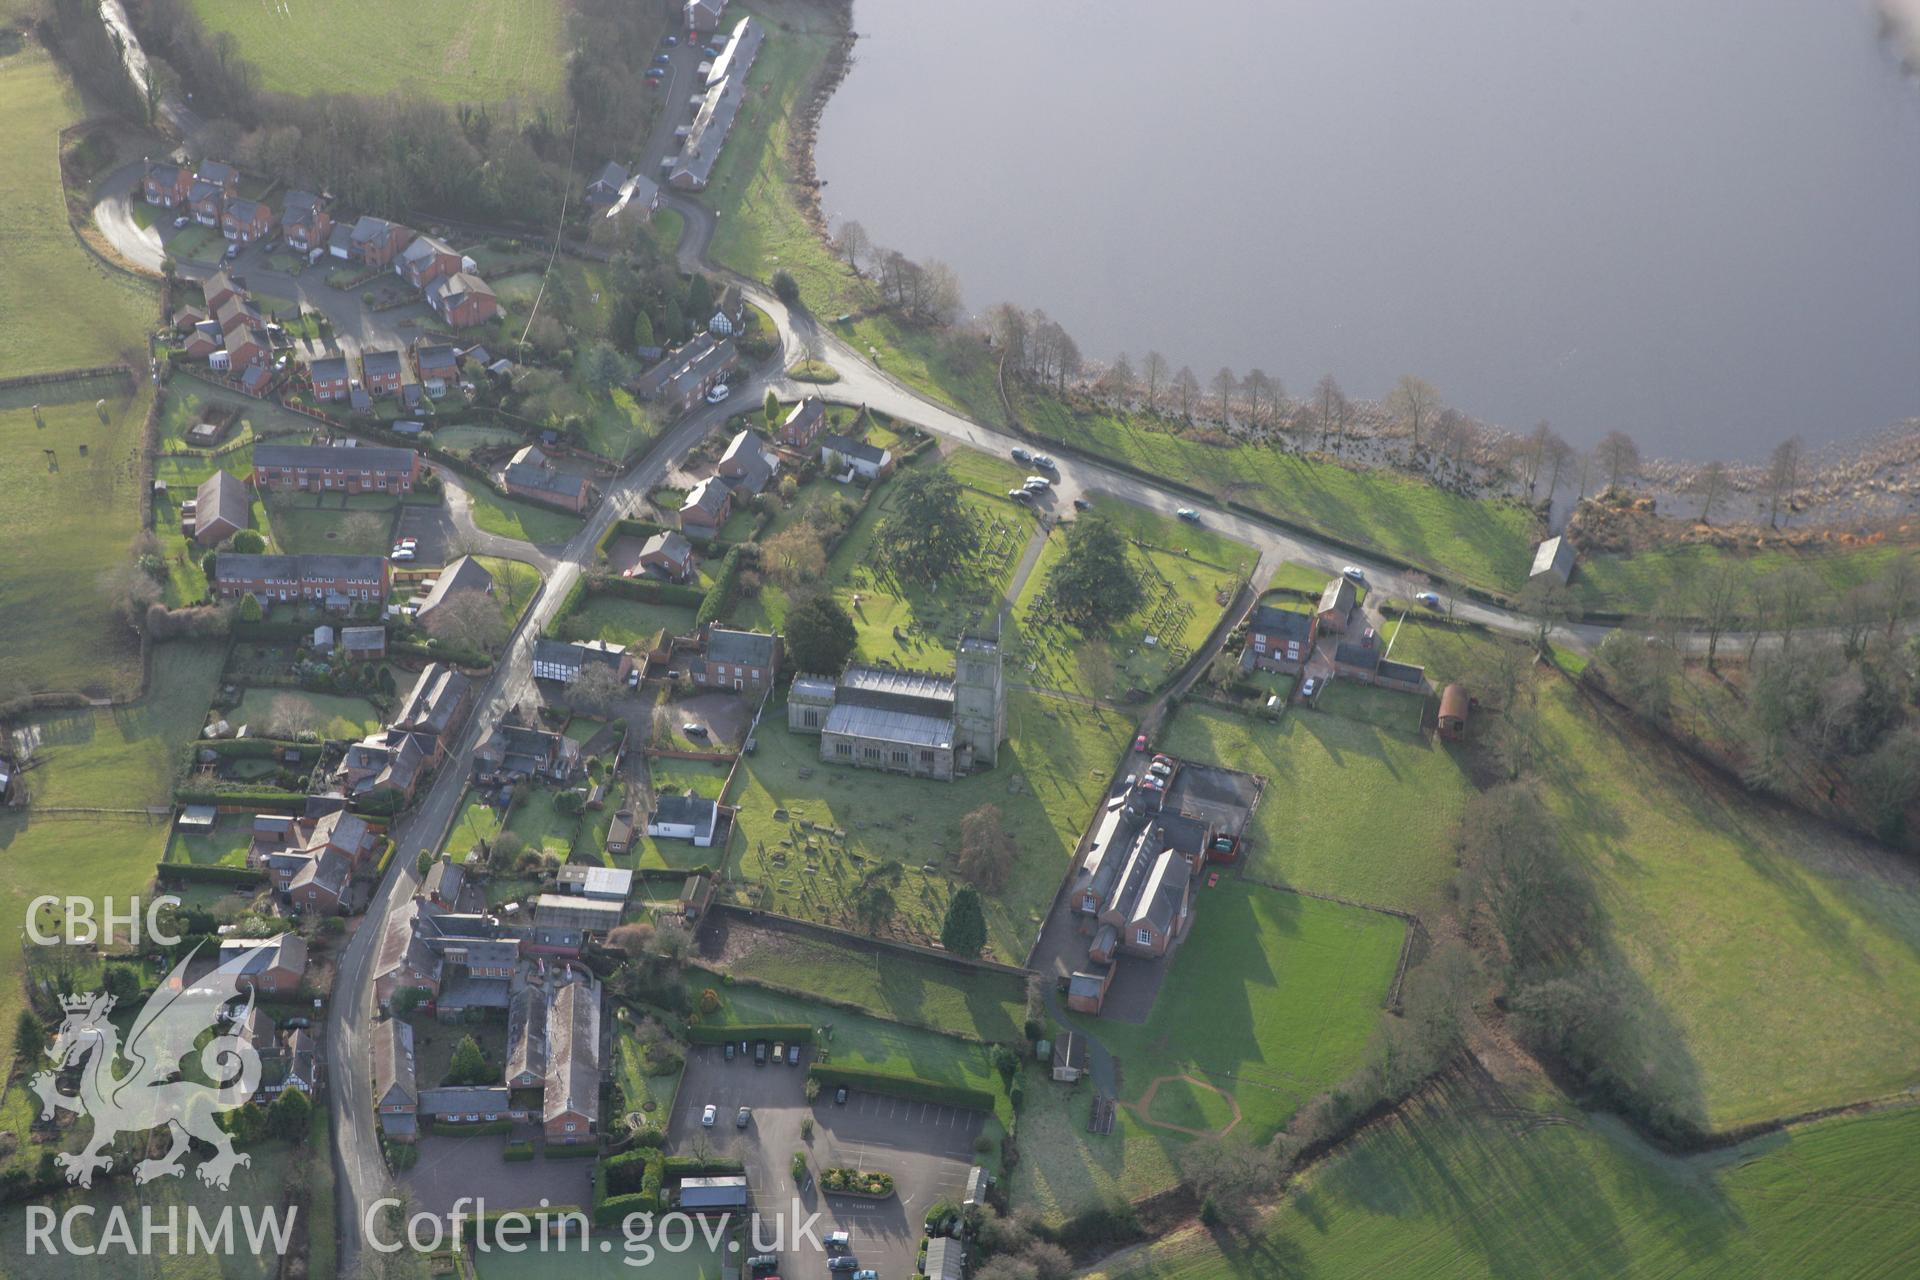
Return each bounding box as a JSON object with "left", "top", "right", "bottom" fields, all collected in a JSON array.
[
  {"left": 413, "top": 554, "right": 495, "bottom": 625},
  {"left": 218, "top": 933, "right": 307, "bottom": 996},
  {"left": 531, "top": 638, "right": 632, "bottom": 685},
  {"left": 585, "top": 160, "right": 631, "bottom": 208},
  {"left": 413, "top": 342, "right": 459, "bottom": 398},
  {"left": 372, "top": 1017, "right": 418, "bottom": 1142},
  {"left": 222, "top": 198, "right": 275, "bottom": 244},
  {"left": 1242, "top": 605, "right": 1316, "bottom": 676},
  {"left": 778, "top": 396, "right": 826, "bottom": 448},
  {"left": 350, "top": 216, "right": 414, "bottom": 268},
  {"left": 503, "top": 444, "right": 590, "bottom": 512},
  {"left": 396, "top": 235, "right": 462, "bottom": 289},
  {"left": 189, "top": 180, "right": 226, "bottom": 227},
  {"left": 716, "top": 428, "right": 778, "bottom": 495},
  {"left": 1316, "top": 577, "right": 1358, "bottom": 634},
  {"left": 678, "top": 475, "right": 732, "bottom": 536},
  {"left": 192, "top": 469, "right": 250, "bottom": 546},
  {"left": 361, "top": 349, "right": 405, "bottom": 398},
  {"left": 688, "top": 624, "right": 778, "bottom": 690},
  {"left": 647, "top": 792, "right": 718, "bottom": 847},
  {"left": 142, "top": 161, "right": 193, "bottom": 207},
  {"left": 820, "top": 433, "right": 893, "bottom": 482},
  {"left": 308, "top": 354, "right": 352, "bottom": 402},
  {"left": 281, "top": 191, "right": 330, "bottom": 252},
  {"left": 425, "top": 272, "right": 499, "bottom": 329},
  {"left": 1530, "top": 535, "right": 1576, "bottom": 586},
  {"left": 543, "top": 980, "right": 601, "bottom": 1144},
  {"left": 636, "top": 530, "right": 694, "bottom": 583}
]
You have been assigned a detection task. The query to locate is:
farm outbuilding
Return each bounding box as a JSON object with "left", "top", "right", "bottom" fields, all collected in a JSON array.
[{"left": 1439, "top": 685, "right": 1470, "bottom": 740}]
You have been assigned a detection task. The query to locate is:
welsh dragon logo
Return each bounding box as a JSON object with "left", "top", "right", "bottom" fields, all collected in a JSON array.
[{"left": 29, "top": 944, "right": 264, "bottom": 1189}]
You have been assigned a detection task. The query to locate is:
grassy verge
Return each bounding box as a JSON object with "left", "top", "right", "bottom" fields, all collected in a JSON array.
[{"left": 465, "top": 484, "right": 584, "bottom": 545}]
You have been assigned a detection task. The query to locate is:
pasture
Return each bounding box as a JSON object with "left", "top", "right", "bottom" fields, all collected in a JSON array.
[
  {"left": 727, "top": 689, "right": 1132, "bottom": 962},
  {"left": 0, "top": 379, "right": 151, "bottom": 696},
  {"left": 1159, "top": 702, "right": 1468, "bottom": 914},
  {"left": 1091, "top": 1091, "right": 1920, "bottom": 1280},
  {"left": 0, "top": 49, "right": 154, "bottom": 375},
  {"left": 188, "top": 0, "right": 568, "bottom": 104}
]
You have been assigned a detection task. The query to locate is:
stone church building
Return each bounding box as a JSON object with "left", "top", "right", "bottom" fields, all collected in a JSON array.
[{"left": 787, "top": 636, "right": 1006, "bottom": 781}]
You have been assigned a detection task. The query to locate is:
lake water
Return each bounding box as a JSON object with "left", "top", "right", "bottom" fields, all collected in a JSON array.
[{"left": 815, "top": 0, "right": 1920, "bottom": 461}]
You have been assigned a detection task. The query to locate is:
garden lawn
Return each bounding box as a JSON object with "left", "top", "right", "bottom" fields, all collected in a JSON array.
[
  {"left": 444, "top": 792, "right": 505, "bottom": 860},
  {"left": 0, "top": 49, "right": 154, "bottom": 374},
  {"left": 1263, "top": 561, "right": 1329, "bottom": 595},
  {"left": 507, "top": 787, "right": 581, "bottom": 860},
  {"left": 1530, "top": 679, "right": 1920, "bottom": 1131},
  {"left": 1161, "top": 701, "right": 1467, "bottom": 914},
  {"left": 474, "top": 555, "right": 545, "bottom": 631},
  {"left": 153, "top": 442, "right": 270, "bottom": 603},
  {"left": 465, "top": 484, "right": 584, "bottom": 545},
  {"left": 650, "top": 757, "right": 731, "bottom": 802},
  {"left": 188, "top": 0, "right": 567, "bottom": 103},
  {"left": 0, "top": 643, "right": 224, "bottom": 1088},
  {"left": 233, "top": 687, "right": 384, "bottom": 741},
  {"left": 1091, "top": 1092, "right": 1920, "bottom": 1280},
  {"left": 613, "top": 1016, "right": 686, "bottom": 1121},
  {"left": 264, "top": 490, "right": 399, "bottom": 556},
  {"left": 0, "top": 382, "right": 151, "bottom": 696},
  {"left": 165, "top": 814, "right": 254, "bottom": 867},
  {"left": 715, "top": 929, "right": 1026, "bottom": 1043},
  {"left": 1016, "top": 392, "right": 1539, "bottom": 594},
  {"left": 727, "top": 689, "right": 1131, "bottom": 961},
  {"left": 1012, "top": 498, "right": 1255, "bottom": 700}
]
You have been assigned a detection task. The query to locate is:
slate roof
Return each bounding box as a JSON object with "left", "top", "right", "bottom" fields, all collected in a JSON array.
[
  {"left": 195, "top": 469, "right": 250, "bottom": 537},
  {"left": 1248, "top": 604, "right": 1313, "bottom": 643},
  {"left": 392, "top": 663, "right": 472, "bottom": 737},
  {"left": 415, "top": 555, "right": 494, "bottom": 620},
  {"left": 506, "top": 985, "right": 548, "bottom": 1083},
  {"left": 680, "top": 475, "right": 730, "bottom": 517},
  {"left": 215, "top": 552, "right": 387, "bottom": 583},
  {"left": 543, "top": 981, "right": 601, "bottom": 1127},
  {"left": 418, "top": 1086, "right": 510, "bottom": 1116},
  {"left": 361, "top": 349, "right": 404, "bottom": 381},
  {"left": 1319, "top": 577, "right": 1357, "bottom": 616},
  {"left": 254, "top": 442, "right": 418, "bottom": 473},
  {"left": 651, "top": 793, "right": 717, "bottom": 839},
  {"left": 706, "top": 626, "right": 775, "bottom": 668},
  {"left": 217, "top": 932, "right": 307, "bottom": 978},
  {"left": 820, "top": 433, "right": 888, "bottom": 467},
  {"left": 282, "top": 190, "right": 324, "bottom": 223},
  {"left": 372, "top": 1016, "right": 416, "bottom": 1109},
  {"left": 309, "top": 355, "right": 350, "bottom": 384}
]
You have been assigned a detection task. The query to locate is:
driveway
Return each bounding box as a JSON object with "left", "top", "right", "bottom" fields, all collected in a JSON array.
[{"left": 667, "top": 1047, "right": 982, "bottom": 1280}]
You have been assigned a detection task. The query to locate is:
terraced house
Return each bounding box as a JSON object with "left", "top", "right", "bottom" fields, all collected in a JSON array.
[
  {"left": 212, "top": 552, "right": 391, "bottom": 605},
  {"left": 252, "top": 443, "right": 422, "bottom": 493}
]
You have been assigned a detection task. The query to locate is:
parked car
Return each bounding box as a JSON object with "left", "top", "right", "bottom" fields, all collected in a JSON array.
[
  {"left": 1033, "top": 454, "right": 1056, "bottom": 470},
  {"left": 736, "top": 1106, "right": 752, "bottom": 1128},
  {"left": 1006, "top": 489, "right": 1031, "bottom": 501},
  {"left": 223, "top": 242, "right": 240, "bottom": 261},
  {"left": 747, "top": 1257, "right": 777, "bottom": 1274},
  {"left": 665, "top": 34, "right": 680, "bottom": 46},
  {"left": 627, "top": 669, "right": 642, "bottom": 688},
  {"left": 1147, "top": 761, "right": 1172, "bottom": 779},
  {"left": 701, "top": 1104, "right": 717, "bottom": 1127},
  {"left": 1176, "top": 507, "right": 1199, "bottom": 522},
  {"left": 704, "top": 45, "right": 722, "bottom": 57},
  {"left": 390, "top": 548, "right": 415, "bottom": 563},
  {"left": 283, "top": 1016, "right": 311, "bottom": 1030},
  {"left": 754, "top": 1040, "right": 769, "bottom": 1065},
  {"left": 1011, "top": 447, "right": 1031, "bottom": 463},
  {"left": 772, "top": 1041, "right": 786, "bottom": 1065},
  {"left": 787, "top": 1043, "right": 801, "bottom": 1066},
  {"left": 1301, "top": 677, "right": 1320, "bottom": 699},
  {"left": 1133, "top": 733, "right": 1149, "bottom": 752},
  {"left": 724, "top": 1042, "right": 736, "bottom": 1061},
  {"left": 834, "top": 1085, "right": 849, "bottom": 1105},
  {"left": 1151, "top": 753, "right": 1173, "bottom": 766},
  {"left": 706, "top": 383, "right": 732, "bottom": 403},
  {"left": 828, "top": 1259, "right": 859, "bottom": 1273},
  {"left": 1072, "top": 498, "right": 1091, "bottom": 510},
  {"left": 1414, "top": 591, "right": 1441, "bottom": 608},
  {"left": 1138, "top": 776, "right": 1166, "bottom": 792},
  {"left": 654, "top": 52, "right": 672, "bottom": 64},
  {"left": 1023, "top": 476, "right": 1051, "bottom": 490},
  {"left": 1341, "top": 565, "right": 1368, "bottom": 584},
  {"left": 826, "top": 1232, "right": 851, "bottom": 1250},
  {"left": 854, "top": 1271, "right": 878, "bottom": 1280},
  {"left": 172, "top": 215, "right": 191, "bottom": 229},
  {"left": 684, "top": 722, "right": 708, "bottom": 736}
]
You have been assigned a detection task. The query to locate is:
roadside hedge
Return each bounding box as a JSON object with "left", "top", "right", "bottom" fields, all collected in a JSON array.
[
  {"left": 686, "top": 1021, "right": 813, "bottom": 1045},
  {"left": 588, "top": 575, "right": 705, "bottom": 610},
  {"left": 804, "top": 1065, "right": 996, "bottom": 1113},
  {"left": 173, "top": 787, "right": 310, "bottom": 807},
  {"left": 503, "top": 1141, "right": 535, "bottom": 1162},
  {"left": 605, "top": 1148, "right": 665, "bottom": 1199}
]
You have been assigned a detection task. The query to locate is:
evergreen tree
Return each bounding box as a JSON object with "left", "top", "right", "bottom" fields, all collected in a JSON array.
[
  {"left": 940, "top": 888, "right": 988, "bottom": 958},
  {"left": 1047, "top": 515, "right": 1143, "bottom": 625}
]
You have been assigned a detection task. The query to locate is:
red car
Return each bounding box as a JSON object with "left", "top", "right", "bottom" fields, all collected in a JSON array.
[{"left": 1133, "top": 734, "right": 1149, "bottom": 752}]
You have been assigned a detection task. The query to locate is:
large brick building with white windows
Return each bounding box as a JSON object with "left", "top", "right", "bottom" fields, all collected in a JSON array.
[
  {"left": 251, "top": 443, "right": 422, "bottom": 494},
  {"left": 212, "top": 553, "right": 390, "bottom": 606}
]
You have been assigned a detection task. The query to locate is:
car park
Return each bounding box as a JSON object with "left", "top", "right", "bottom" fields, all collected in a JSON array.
[
  {"left": 772, "top": 1041, "right": 786, "bottom": 1064},
  {"left": 1176, "top": 507, "right": 1199, "bottom": 522},
  {"left": 701, "top": 1104, "right": 717, "bottom": 1127},
  {"left": 706, "top": 383, "right": 732, "bottom": 403},
  {"left": 724, "top": 1042, "right": 735, "bottom": 1061},
  {"left": 834, "top": 1085, "right": 849, "bottom": 1104},
  {"left": 1342, "top": 565, "right": 1368, "bottom": 583},
  {"left": 754, "top": 1040, "right": 769, "bottom": 1065},
  {"left": 737, "top": 1106, "right": 752, "bottom": 1128},
  {"left": 390, "top": 547, "right": 414, "bottom": 563}
]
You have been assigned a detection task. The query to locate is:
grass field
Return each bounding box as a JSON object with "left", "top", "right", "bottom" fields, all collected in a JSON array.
[
  {"left": 1530, "top": 679, "right": 1920, "bottom": 1131},
  {"left": 1093, "top": 1090, "right": 1920, "bottom": 1280},
  {"left": 727, "top": 689, "right": 1131, "bottom": 961},
  {"left": 189, "top": 0, "right": 567, "bottom": 103},
  {"left": 265, "top": 490, "right": 400, "bottom": 556},
  {"left": 714, "top": 929, "right": 1027, "bottom": 1044},
  {"left": 1024, "top": 881, "right": 1402, "bottom": 1223},
  {"left": 1572, "top": 540, "right": 1908, "bottom": 616},
  {"left": 465, "top": 483, "right": 584, "bottom": 545},
  {"left": 1159, "top": 702, "right": 1468, "bottom": 914},
  {"left": 0, "top": 643, "right": 226, "bottom": 1080},
  {"left": 560, "top": 594, "right": 699, "bottom": 648},
  {"left": 232, "top": 686, "right": 384, "bottom": 740},
  {"left": 0, "top": 48, "right": 154, "bottom": 375},
  {"left": 0, "top": 380, "right": 152, "bottom": 696},
  {"left": 1011, "top": 497, "right": 1257, "bottom": 699}
]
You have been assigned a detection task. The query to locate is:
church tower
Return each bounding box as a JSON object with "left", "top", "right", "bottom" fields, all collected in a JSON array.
[{"left": 953, "top": 635, "right": 1006, "bottom": 769}]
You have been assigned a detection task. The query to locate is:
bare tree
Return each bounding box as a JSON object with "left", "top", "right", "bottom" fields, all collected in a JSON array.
[
  {"left": 1766, "top": 436, "right": 1802, "bottom": 529},
  {"left": 1518, "top": 576, "right": 1573, "bottom": 652},
  {"left": 1387, "top": 375, "right": 1441, "bottom": 458},
  {"left": 762, "top": 525, "right": 827, "bottom": 586},
  {"left": 1594, "top": 431, "right": 1640, "bottom": 493},
  {"left": 1688, "top": 560, "right": 1748, "bottom": 670},
  {"left": 423, "top": 590, "right": 509, "bottom": 653},
  {"left": 1879, "top": 552, "right": 1918, "bottom": 638},
  {"left": 1211, "top": 366, "right": 1238, "bottom": 423},
  {"left": 263, "top": 694, "right": 322, "bottom": 740},
  {"left": 988, "top": 304, "right": 1031, "bottom": 373},
  {"left": 1520, "top": 421, "right": 1555, "bottom": 497},
  {"left": 835, "top": 220, "right": 869, "bottom": 277},
  {"left": 343, "top": 510, "right": 387, "bottom": 550},
  {"left": 1172, "top": 366, "right": 1200, "bottom": 421},
  {"left": 569, "top": 663, "right": 627, "bottom": 716},
  {"left": 1141, "top": 351, "right": 1168, "bottom": 414},
  {"left": 1769, "top": 566, "right": 1818, "bottom": 652},
  {"left": 1242, "top": 368, "right": 1276, "bottom": 431},
  {"left": 1313, "top": 374, "right": 1346, "bottom": 453},
  {"left": 1692, "top": 460, "right": 1728, "bottom": 525},
  {"left": 1099, "top": 351, "right": 1135, "bottom": 404},
  {"left": 957, "top": 804, "right": 1017, "bottom": 892}
]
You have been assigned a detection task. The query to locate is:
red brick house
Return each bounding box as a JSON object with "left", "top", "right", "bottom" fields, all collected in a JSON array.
[
  {"left": 308, "top": 355, "right": 351, "bottom": 402},
  {"left": 1242, "top": 605, "right": 1317, "bottom": 676},
  {"left": 219, "top": 934, "right": 307, "bottom": 996},
  {"left": 503, "top": 445, "right": 590, "bottom": 512},
  {"left": 678, "top": 475, "right": 731, "bottom": 535},
  {"left": 361, "top": 349, "right": 405, "bottom": 398},
  {"left": 196, "top": 160, "right": 241, "bottom": 195},
  {"left": 636, "top": 531, "right": 694, "bottom": 582},
  {"left": 686, "top": 625, "right": 778, "bottom": 690},
  {"left": 1317, "top": 577, "right": 1358, "bottom": 634},
  {"left": 413, "top": 342, "right": 459, "bottom": 397},
  {"left": 542, "top": 981, "right": 601, "bottom": 1145},
  {"left": 779, "top": 396, "right": 826, "bottom": 448},
  {"left": 189, "top": 180, "right": 226, "bottom": 227},
  {"left": 212, "top": 552, "right": 391, "bottom": 605},
  {"left": 142, "top": 161, "right": 193, "bottom": 207},
  {"left": 425, "top": 272, "right": 499, "bottom": 329},
  {"left": 349, "top": 215, "right": 414, "bottom": 268},
  {"left": 222, "top": 198, "right": 275, "bottom": 244},
  {"left": 395, "top": 235, "right": 462, "bottom": 289},
  {"left": 202, "top": 268, "right": 245, "bottom": 312},
  {"left": 252, "top": 443, "right": 421, "bottom": 494},
  {"left": 282, "top": 191, "right": 331, "bottom": 252}
]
